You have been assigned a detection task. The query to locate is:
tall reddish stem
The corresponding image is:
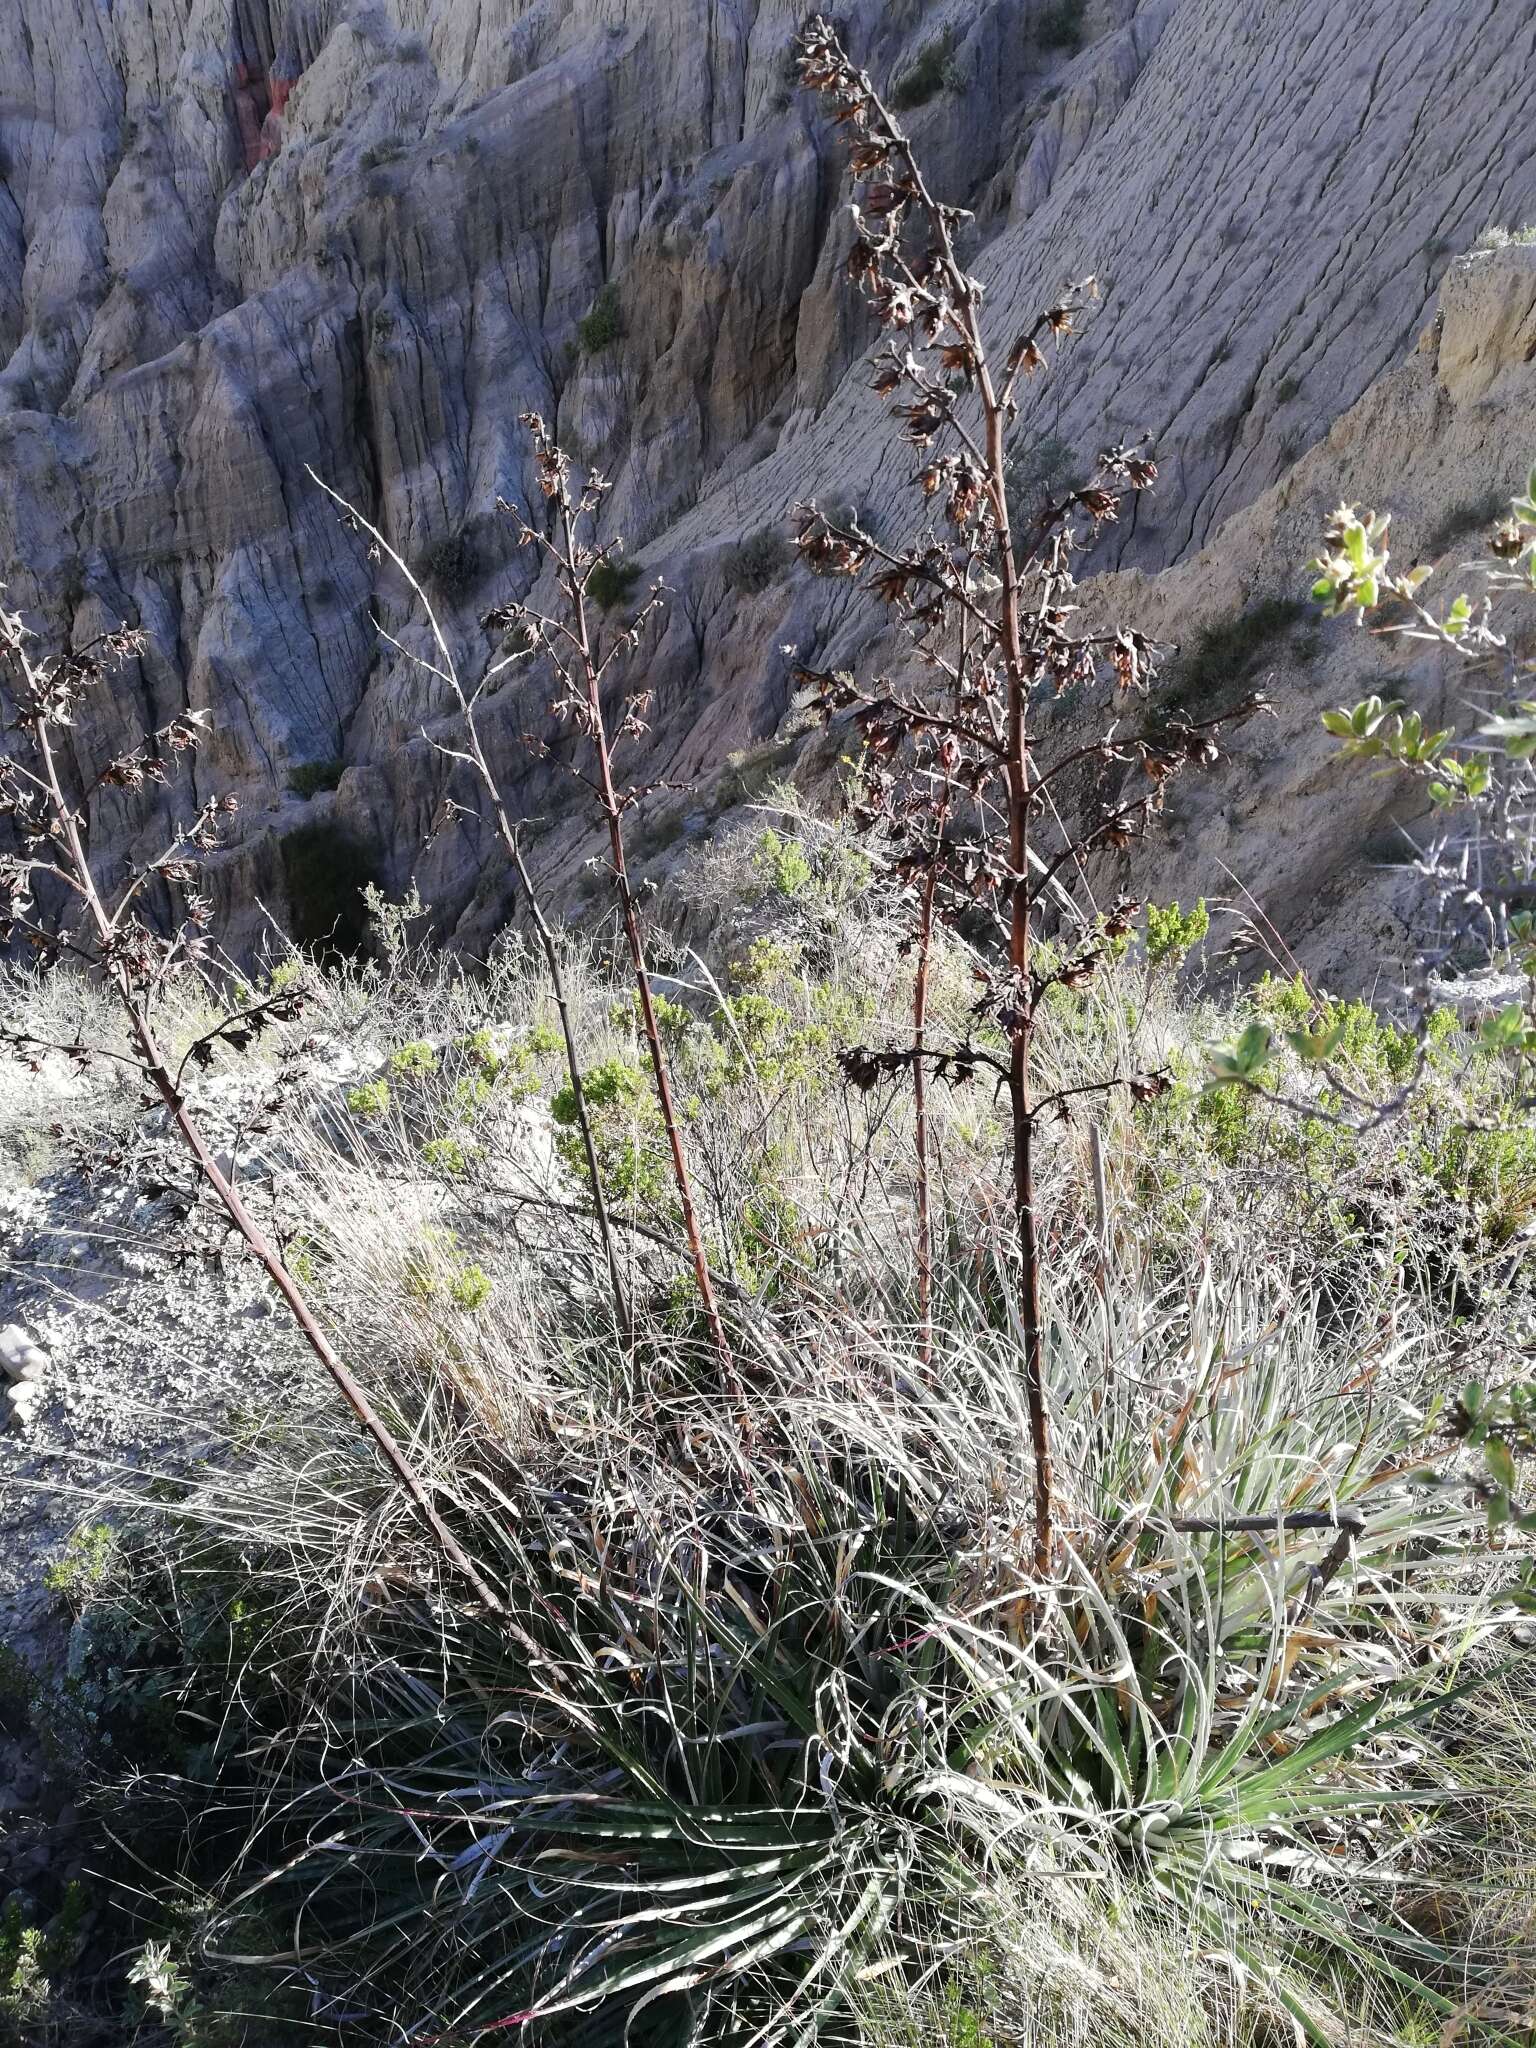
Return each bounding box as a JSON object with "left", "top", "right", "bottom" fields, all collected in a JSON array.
[
  {"left": 25, "top": 705, "right": 515, "bottom": 1623},
  {"left": 556, "top": 501, "right": 739, "bottom": 1393}
]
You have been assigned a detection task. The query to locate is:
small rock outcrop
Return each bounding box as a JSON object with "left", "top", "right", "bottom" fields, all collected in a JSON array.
[{"left": 1, "top": 1323, "right": 49, "bottom": 1432}]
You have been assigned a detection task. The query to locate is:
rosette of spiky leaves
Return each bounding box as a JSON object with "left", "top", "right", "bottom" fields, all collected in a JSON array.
[
  {"left": 789, "top": 15, "right": 1269, "bottom": 1572},
  {"left": 174, "top": 1387, "right": 1045, "bottom": 2046},
  {"left": 129, "top": 1255, "right": 1531, "bottom": 2048}
]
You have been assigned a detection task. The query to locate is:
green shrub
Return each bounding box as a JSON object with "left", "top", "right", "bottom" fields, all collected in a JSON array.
[
  {"left": 402, "top": 1228, "right": 491, "bottom": 1309},
  {"left": 4, "top": 1885, "right": 89, "bottom": 2039},
  {"left": 419, "top": 529, "right": 481, "bottom": 600},
  {"left": 447, "top": 1263, "right": 493, "bottom": 1312},
  {"left": 388, "top": 1039, "right": 439, "bottom": 1079},
  {"left": 266, "top": 957, "right": 304, "bottom": 994},
  {"left": 287, "top": 757, "right": 344, "bottom": 799},
  {"left": 891, "top": 32, "right": 961, "bottom": 110},
  {"left": 0, "top": 1901, "right": 52, "bottom": 2039},
  {"left": 453, "top": 1027, "right": 505, "bottom": 1077},
  {"left": 344, "top": 1079, "right": 390, "bottom": 1118},
  {"left": 586, "top": 557, "right": 643, "bottom": 611},
  {"left": 722, "top": 525, "right": 790, "bottom": 593},
  {"left": 1035, "top": 0, "right": 1086, "bottom": 52},
  {"left": 714, "top": 990, "right": 830, "bottom": 1087},
  {"left": 1252, "top": 973, "right": 1421, "bottom": 1085},
  {"left": 552, "top": 1055, "right": 669, "bottom": 1208},
  {"left": 729, "top": 935, "right": 802, "bottom": 988},
  {"left": 1144, "top": 896, "right": 1208, "bottom": 967},
  {"left": 44, "top": 1521, "right": 117, "bottom": 1608},
  {"left": 609, "top": 991, "right": 692, "bottom": 1040},
  {"left": 577, "top": 282, "right": 624, "bottom": 353},
  {"left": 1421, "top": 1120, "right": 1536, "bottom": 1245},
  {"left": 451, "top": 1073, "right": 494, "bottom": 1118},
  {"left": 421, "top": 1136, "right": 472, "bottom": 1175},
  {"left": 286, "top": 1231, "right": 320, "bottom": 1289},
  {"left": 751, "top": 826, "right": 814, "bottom": 898}
]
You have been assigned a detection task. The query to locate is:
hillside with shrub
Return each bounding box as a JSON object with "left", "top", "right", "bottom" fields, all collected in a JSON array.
[{"left": 1, "top": 8, "right": 1536, "bottom": 2046}]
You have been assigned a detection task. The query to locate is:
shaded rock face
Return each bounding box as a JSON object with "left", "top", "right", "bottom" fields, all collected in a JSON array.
[{"left": 1, "top": 0, "right": 1535, "bottom": 971}]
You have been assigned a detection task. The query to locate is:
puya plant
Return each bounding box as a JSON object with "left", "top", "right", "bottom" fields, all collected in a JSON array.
[
  {"left": 791, "top": 15, "right": 1263, "bottom": 1574},
  {"left": 0, "top": 595, "right": 510, "bottom": 1619},
  {"left": 480, "top": 416, "right": 740, "bottom": 1390},
  {"left": 307, "top": 467, "right": 634, "bottom": 1340}
]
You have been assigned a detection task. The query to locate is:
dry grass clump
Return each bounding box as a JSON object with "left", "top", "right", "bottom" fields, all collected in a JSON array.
[
  {"left": 12, "top": 854, "right": 1528, "bottom": 2045},
  {"left": 89, "top": 1221, "right": 1534, "bottom": 2046}
]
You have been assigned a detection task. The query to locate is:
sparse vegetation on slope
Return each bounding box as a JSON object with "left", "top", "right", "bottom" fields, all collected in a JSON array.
[
  {"left": 3, "top": 19, "right": 1536, "bottom": 2048},
  {"left": 578, "top": 281, "right": 625, "bottom": 354},
  {"left": 1164, "top": 595, "right": 1311, "bottom": 714},
  {"left": 6, "top": 864, "right": 1534, "bottom": 2043},
  {"left": 891, "top": 31, "right": 962, "bottom": 110}
]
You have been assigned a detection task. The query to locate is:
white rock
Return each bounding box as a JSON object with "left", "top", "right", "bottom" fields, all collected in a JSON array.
[
  {"left": 0, "top": 1326, "right": 49, "bottom": 1384},
  {"left": 5, "top": 1383, "right": 40, "bottom": 1430}
]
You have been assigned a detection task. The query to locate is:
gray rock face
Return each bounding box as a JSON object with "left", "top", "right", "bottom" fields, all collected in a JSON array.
[
  {"left": 2, "top": 0, "right": 1535, "bottom": 968},
  {"left": 1072, "top": 241, "right": 1536, "bottom": 989}
]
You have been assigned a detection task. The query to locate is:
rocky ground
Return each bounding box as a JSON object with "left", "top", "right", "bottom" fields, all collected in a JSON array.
[{"left": 0, "top": 1066, "right": 313, "bottom": 1905}]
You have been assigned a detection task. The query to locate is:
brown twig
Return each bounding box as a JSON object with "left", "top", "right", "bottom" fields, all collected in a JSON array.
[
  {"left": 0, "top": 607, "right": 513, "bottom": 1621},
  {"left": 503, "top": 421, "right": 740, "bottom": 1395},
  {"left": 307, "top": 469, "right": 634, "bottom": 1342}
]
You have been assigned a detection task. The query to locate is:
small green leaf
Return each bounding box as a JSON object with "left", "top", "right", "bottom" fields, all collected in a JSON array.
[
  {"left": 1478, "top": 1004, "right": 1531, "bottom": 1050},
  {"left": 1486, "top": 1439, "right": 1518, "bottom": 1493},
  {"left": 1285, "top": 1020, "right": 1346, "bottom": 1063},
  {"left": 1207, "top": 1021, "right": 1274, "bottom": 1087}
]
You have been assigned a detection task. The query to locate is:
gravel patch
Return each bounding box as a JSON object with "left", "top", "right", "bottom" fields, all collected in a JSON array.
[{"left": 0, "top": 1072, "right": 316, "bottom": 1887}]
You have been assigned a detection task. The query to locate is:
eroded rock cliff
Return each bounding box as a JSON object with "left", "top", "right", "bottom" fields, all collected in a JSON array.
[{"left": 3, "top": 0, "right": 1535, "bottom": 973}]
